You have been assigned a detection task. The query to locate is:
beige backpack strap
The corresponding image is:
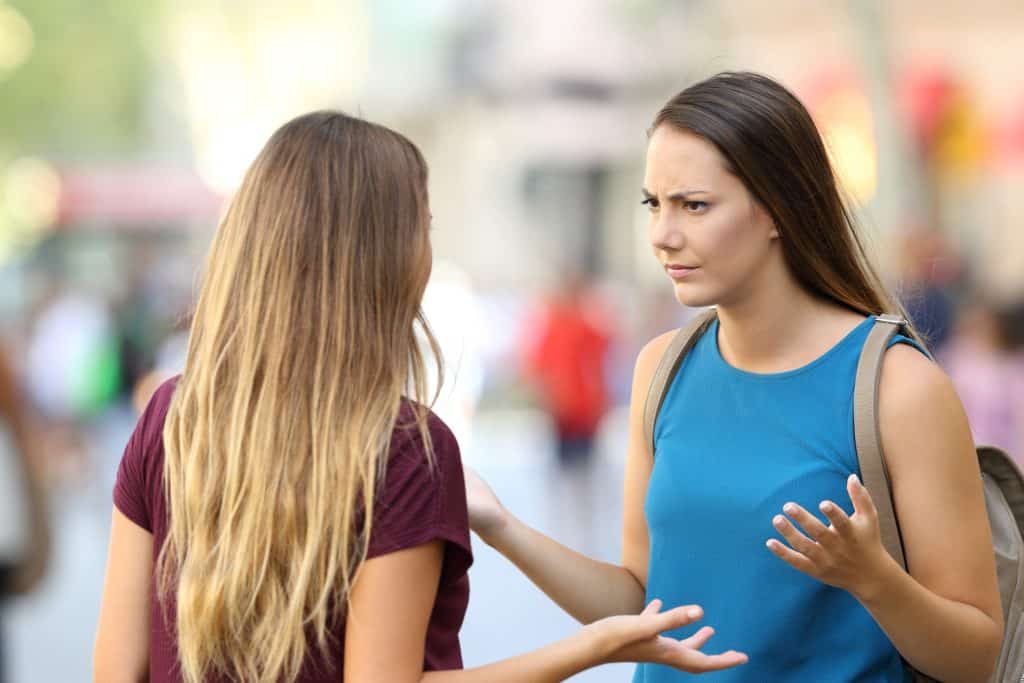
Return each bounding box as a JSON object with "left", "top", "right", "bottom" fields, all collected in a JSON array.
[
  {"left": 853, "top": 314, "right": 909, "bottom": 569},
  {"left": 856, "top": 316, "right": 943, "bottom": 683},
  {"left": 643, "top": 309, "right": 717, "bottom": 457}
]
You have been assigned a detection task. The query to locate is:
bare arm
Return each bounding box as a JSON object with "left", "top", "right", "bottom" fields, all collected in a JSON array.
[
  {"left": 0, "top": 346, "right": 50, "bottom": 594},
  {"left": 866, "top": 346, "right": 1002, "bottom": 682},
  {"left": 94, "top": 509, "right": 152, "bottom": 683},
  {"left": 345, "top": 540, "right": 599, "bottom": 682},
  {"left": 345, "top": 539, "right": 746, "bottom": 682},
  {"left": 468, "top": 332, "right": 676, "bottom": 623}
]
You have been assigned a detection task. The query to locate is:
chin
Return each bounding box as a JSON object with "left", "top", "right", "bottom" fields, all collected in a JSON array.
[{"left": 672, "top": 282, "right": 718, "bottom": 309}]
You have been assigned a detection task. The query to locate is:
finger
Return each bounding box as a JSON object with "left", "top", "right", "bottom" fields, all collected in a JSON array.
[
  {"left": 772, "top": 514, "right": 821, "bottom": 559},
  {"left": 765, "top": 538, "right": 816, "bottom": 575},
  {"left": 673, "top": 648, "right": 749, "bottom": 672},
  {"left": 626, "top": 604, "right": 703, "bottom": 644},
  {"left": 705, "top": 651, "right": 749, "bottom": 669},
  {"left": 641, "top": 599, "right": 662, "bottom": 616},
  {"left": 847, "top": 474, "right": 877, "bottom": 520},
  {"left": 819, "top": 500, "right": 853, "bottom": 535},
  {"left": 679, "top": 626, "right": 714, "bottom": 650},
  {"left": 782, "top": 502, "right": 832, "bottom": 544},
  {"left": 655, "top": 604, "right": 703, "bottom": 630}
]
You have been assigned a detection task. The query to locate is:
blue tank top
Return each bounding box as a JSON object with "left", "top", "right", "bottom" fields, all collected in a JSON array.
[{"left": 635, "top": 316, "right": 919, "bottom": 682}]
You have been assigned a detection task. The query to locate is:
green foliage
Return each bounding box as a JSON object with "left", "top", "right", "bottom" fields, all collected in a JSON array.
[{"left": 0, "top": 0, "right": 161, "bottom": 160}]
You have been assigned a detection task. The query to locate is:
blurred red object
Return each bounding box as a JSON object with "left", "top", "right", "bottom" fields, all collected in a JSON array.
[
  {"left": 56, "top": 166, "right": 223, "bottom": 227},
  {"left": 993, "top": 96, "right": 1024, "bottom": 167},
  {"left": 524, "top": 283, "right": 613, "bottom": 440},
  {"left": 899, "top": 66, "right": 958, "bottom": 152}
]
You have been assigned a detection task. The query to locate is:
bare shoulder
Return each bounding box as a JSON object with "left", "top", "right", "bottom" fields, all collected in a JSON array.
[
  {"left": 628, "top": 328, "right": 684, "bottom": 448},
  {"left": 635, "top": 329, "right": 679, "bottom": 379},
  {"left": 631, "top": 328, "right": 688, "bottom": 409},
  {"left": 879, "top": 343, "right": 958, "bottom": 417},
  {"left": 878, "top": 342, "right": 974, "bottom": 471}
]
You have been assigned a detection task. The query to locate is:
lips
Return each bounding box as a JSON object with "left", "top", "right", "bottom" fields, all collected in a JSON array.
[{"left": 665, "top": 264, "right": 700, "bottom": 280}]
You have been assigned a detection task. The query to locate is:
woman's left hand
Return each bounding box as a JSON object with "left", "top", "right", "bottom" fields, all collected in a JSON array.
[{"left": 766, "top": 474, "right": 897, "bottom": 600}]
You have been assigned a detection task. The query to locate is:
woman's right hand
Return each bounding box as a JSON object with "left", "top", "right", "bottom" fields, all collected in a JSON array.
[
  {"left": 585, "top": 600, "right": 748, "bottom": 674},
  {"left": 463, "top": 466, "right": 510, "bottom": 546}
]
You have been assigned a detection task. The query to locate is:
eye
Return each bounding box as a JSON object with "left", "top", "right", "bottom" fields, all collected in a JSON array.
[
  {"left": 641, "top": 197, "right": 659, "bottom": 211},
  {"left": 683, "top": 200, "right": 708, "bottom": 213}
]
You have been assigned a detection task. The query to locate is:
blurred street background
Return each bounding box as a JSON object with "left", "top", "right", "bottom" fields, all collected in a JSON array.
[{"left": 1, "top": 1, "right": 1023, "bottom": 680}]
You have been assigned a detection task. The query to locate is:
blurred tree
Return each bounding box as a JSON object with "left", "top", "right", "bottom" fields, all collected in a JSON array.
[{"left": 0, "top": 0, "right": 161, "bottom": 160}]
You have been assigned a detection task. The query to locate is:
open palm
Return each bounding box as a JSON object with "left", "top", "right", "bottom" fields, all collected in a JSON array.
[{"left": 594, "top": 600, "right": 748, "bottom": 673}]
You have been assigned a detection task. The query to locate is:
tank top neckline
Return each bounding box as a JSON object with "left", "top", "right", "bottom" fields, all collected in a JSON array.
[{"left": 710, "top": 315, "right": 873, "bottom": 381}]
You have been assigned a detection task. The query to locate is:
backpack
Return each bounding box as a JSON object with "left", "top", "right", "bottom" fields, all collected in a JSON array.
[{"left": 642, "top": 309, "right": 1024, "bottom": 683}]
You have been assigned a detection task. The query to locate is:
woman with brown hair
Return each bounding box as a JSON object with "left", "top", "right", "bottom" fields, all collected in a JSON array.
[
  {"left": 467, "top": 72, "right": 1004, "bottom": 682},
  {"left": 93, "top": 111, "right": 748, "bottom": 682}
]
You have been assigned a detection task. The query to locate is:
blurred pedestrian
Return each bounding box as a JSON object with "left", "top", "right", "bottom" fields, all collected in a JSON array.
[
  {"left": 468, "top": 72, "right": 1003, "bottom": 682},
  {"left": 24, "top": 281, "right": 121, "bottom": 485},
  {"left": 942, "top": 297, "right": 1024, "bottom": 460},
  {"left": 93, "top": 112, "right": 746, "bottom": 682},
  {"left": 524, "top": 273, "right": 613, "bottom": 466},
  {"left": 0, "top": 345, "right": 51, "bottom": 682}
]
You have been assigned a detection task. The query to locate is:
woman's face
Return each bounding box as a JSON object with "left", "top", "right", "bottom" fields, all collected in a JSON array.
[{"left": 643, "top": 125, "right": 780, "bottom": 308}]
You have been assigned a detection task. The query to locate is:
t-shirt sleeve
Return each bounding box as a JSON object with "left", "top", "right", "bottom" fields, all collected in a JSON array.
[
  {"left": 113, "top": 379, "right": 176, "bottom": 532},
  {"left": 368, "top": 411, "right": 473, "bottom": 580}
]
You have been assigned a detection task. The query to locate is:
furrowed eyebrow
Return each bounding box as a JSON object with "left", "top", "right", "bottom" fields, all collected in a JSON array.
[
  {"left": 665, "top": 189, "right": 710, "bottom": 200},
  {"left": 641, "top": 188, "right": 710, "bottom": 200}
]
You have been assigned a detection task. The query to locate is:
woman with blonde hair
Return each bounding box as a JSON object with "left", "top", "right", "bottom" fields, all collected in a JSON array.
[{"left": 93, "top": 111, "right": 747, "bottom": 682}]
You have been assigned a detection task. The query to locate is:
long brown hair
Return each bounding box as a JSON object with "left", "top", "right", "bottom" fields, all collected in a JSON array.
[
  {"left": 653, "top": 72, "right": 922, "bottom": 343},
  {"left": 159, "top": 111, "right": 441, "bottom": 682}
]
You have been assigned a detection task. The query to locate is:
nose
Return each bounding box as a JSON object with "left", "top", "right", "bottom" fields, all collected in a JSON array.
[{"left": 650, "top": 212, "right": 686, "bottom": 252}]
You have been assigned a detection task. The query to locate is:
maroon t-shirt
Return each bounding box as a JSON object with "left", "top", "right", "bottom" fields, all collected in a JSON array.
[{"left": 113, "top": 378, "right": 473, "bottom": 682}]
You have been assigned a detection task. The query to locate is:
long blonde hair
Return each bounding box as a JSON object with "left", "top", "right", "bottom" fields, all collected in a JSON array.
[{"left": 159, "top": 112, "right": 441, "bottom": 682}]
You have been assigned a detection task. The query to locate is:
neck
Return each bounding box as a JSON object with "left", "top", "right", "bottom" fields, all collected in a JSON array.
[{"left": 714, "top": 260, "right": 853, "bottom": 372}]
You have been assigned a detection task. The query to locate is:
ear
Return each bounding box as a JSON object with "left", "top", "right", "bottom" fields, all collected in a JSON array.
[{"left": 750, "top": 198, "right": 779, "bottom": 240}]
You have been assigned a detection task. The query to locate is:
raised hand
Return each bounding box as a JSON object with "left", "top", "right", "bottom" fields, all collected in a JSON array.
[
  {"left": 588, "top": 600, "right": 748, "bottom": 673},
  {"left": 766, "top": 473, "right": 896, "bottom": 600}
]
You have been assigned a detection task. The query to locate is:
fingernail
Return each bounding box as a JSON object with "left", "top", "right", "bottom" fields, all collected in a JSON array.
[
  {"left": 773, "top": 515, "right": 785, "bottom": 527},
  {"left": 783, "top": 503, "right": 796, "bottom": 515},
  {"left": 850, "top": 474, "right": 861, "bottom": 486},
  {"left": 687, "top": 607, "right": 702, "bottom": 619},
  {"left": 820, "top": 501, "right": 833, "bottom": 512}
]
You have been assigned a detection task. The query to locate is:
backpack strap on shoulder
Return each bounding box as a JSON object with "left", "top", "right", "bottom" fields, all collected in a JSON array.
[
  {"left": 853, "top": 313, "right": 908, "bottom": 570},
  {"left": 643, "top": 309, "right": 717, "bottom": 458}
]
